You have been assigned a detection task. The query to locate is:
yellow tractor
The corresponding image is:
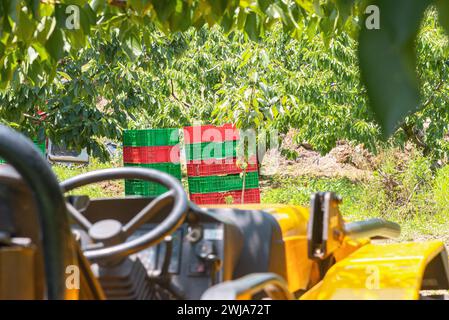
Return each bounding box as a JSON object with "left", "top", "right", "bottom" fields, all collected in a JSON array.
[{"left": 1, "top": 125, "right": 448, "bottom": 300}]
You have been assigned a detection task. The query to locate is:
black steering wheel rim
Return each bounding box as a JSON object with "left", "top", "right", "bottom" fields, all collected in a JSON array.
[
  {"left": 0, "top": 125, "right": 74, "bottom": 300},
  {"left": 60, "top": 167, "right": 189, "bottom": 262}
]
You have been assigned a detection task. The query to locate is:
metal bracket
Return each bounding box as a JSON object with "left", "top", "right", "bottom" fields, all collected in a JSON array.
[{"left": 307, "top": 192, "right": 345, "bottom": 260}]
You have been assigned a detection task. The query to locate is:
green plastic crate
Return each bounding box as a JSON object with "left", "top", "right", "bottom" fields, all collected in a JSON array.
[
  {"left": 188, "top": 171, "right": 259, "bottom": 194},
  {"left": 123, "top": 128, "right": 179, "bottom": 147},
  {"left": 185, "top": 140, "right": 239, "bottom": 161},
  {"left": 124, "top": 162, "right": 182, "bottom": 179},
  {"left": 33, "top": 140, "right": 46, "bottom": 155},
  {"left": 124, "top": 162, "right": 182, "bottom": 197},
  {"left": 125, "top": 180, "right": 171, "bottom": 197},
  {"left": 0, "top": 140, "right": 45, "bottom": 164}
]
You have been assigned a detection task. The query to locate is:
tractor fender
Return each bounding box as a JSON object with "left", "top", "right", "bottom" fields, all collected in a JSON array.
[{"left": 301, "top": 240, "right": 449, "bottom": 300}]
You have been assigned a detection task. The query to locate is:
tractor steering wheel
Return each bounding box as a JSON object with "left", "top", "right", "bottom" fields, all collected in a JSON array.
[{"left": 60, "top": 168, "right": 189, "bottom": 264}]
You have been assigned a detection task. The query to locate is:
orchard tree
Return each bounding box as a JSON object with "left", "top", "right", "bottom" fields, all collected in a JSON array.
[{"left": 0, "top": 0, "right": 449, "bottom": 157}]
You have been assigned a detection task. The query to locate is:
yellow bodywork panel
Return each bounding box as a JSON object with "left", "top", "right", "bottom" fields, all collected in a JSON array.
[
  {"left": 301, "top": 240, "right": 446, "bottom": 300},
  {"left": 204, "top": 204, "right": 367, "bottom": 293},
  {"left": 0, "top": 245, "right": 36, "bottom": 299},
  {"left": 205, "top": 204, "right": 314, "bottom": 291},
  {"left": 263, "top": 204, "right": 313, "bottom": 292}
]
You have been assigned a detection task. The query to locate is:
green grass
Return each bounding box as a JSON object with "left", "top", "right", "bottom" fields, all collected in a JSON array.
[
  {"left": 52, "top": 157, "right": 187, "bottom": 199},
  {"left": 52, "top": 158, "right": 124, "bottom": 198},
  {"left": 261, "top": 175, "right": 364, "bottom": 216},
  {"left": 51, "top": 150, "right": 449, "bottom": 245},
  {"left": 261, "top": 153, "right": 449, "bottom": 245}
]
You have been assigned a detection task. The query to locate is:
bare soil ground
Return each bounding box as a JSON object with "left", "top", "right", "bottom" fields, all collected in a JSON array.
[
  {"left": 99, "top": 180, "right": 124, "bottom": 197},
  {"left": 261, "top": 130, "right": 376, "bottom": 181},
  {"left": 260, "top": 131, "right": 449, "bottom": 248}
]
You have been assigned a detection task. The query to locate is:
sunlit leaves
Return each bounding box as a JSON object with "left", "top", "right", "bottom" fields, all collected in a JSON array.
[
  {"left": 0, "top": 0, "right": 366, "bottom": 90},
  {"left": 1, "top": 0, "right": 449, "bottom": 146}
]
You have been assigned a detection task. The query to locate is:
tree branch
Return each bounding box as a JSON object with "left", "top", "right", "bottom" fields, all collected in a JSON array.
[
  {"left": 24, "top": 113, "right": 43, "bottom": 122},
  {"left": 398, "top": 80, "right": 445, "bottom": 154},
  {"left": 170, "top": 79, "right": 192, "bottom": 109},
  {"left": 108, "top": 0, "right": 127, "bottom": 8},
  {"left": 422, "top": 80, "right": 444, "bottom": 108}
]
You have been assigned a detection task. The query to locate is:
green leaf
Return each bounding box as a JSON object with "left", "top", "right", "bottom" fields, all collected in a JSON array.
[
  {"left": 65, "top": 27, "right": 86, "bottom": 51},
  {"left": 237, "top": 8, "right": 247, "bottom": 30},
  {"left": 266, "top": 3, "right": 286, "bottom": 21},
  {"left": 123, "top": 32, "right": 142, "bottom": 60},
  {"left": 151, "top": 0, "right": 177, "bottom": 22},
  {"left": 84, "top": 4, "right": 97, "bottom": 23},
  {"left": 0, "top": 60, "right": 13, "bottom": 89},
  {"left": 221, "top": 12, "right": 233, "bottom": 33},
  {"left": 90, "top": 0, "right": 106, "bottom": 12},
  {"left": 57, "top": 70, "right": 72, "bottom": 81},
  {"left": 306, "top": 17, "right": 318, "bottom": 40},
  {"left": 436, "top": 0, "right": 449, "bottom": 35},
  {"left": 358, "top": 0, "right": 432, "bottom": 136},
  {"left": 335, "top": 0, "right": 353, "bottom": 24},
  {"left": 45, "top": 28, "right": 65, "bottom": 61},
  {"left": 32, "top": 43, "right": 49, "bottom": 61},
  {"left": 54, "top": 4, "right": 68, "bottom": 29},
  {"left": 295, "top": 0, "right": 315, "bottom": 13},
  {"left": 209, "top": 0, "right": 227, "bottom": 17},
  {"left": 169, "top": 0, "right": 192, "bottom": 31},
  {"left": 244, "top": 12, "right": 259, "bottom": 41},
  {"left": 17, "top": 9, "right": 35, "bottom": 42},
  {"left": 258, "top": 0, "right": 271, "bottom": 12},
  {"left": 26, "top": 0, "right": 40, "bottom": 18},
  {"left": 81, "top": 59, "right": 95, "bottom": 73}
]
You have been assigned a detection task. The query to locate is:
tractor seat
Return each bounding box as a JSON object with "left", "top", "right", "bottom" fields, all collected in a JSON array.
[{"left": 206, "top": 208, "right": 287, "bottom": 281}]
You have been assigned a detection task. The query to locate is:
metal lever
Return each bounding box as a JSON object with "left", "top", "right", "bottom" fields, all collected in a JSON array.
[
  {"left": 307, "top": 192, "right": 402, "bottom": 262},
  {"left": 307, "top": 192, "right": 345, "bottom": 260},
  {"left": 149, "top": 235, "right": 173, "bottom": 278},
  {"left": 344, "top": 218, "right": 401, "bottom": 239}
]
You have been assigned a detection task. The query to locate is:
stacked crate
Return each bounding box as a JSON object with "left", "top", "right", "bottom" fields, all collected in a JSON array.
[
  {"left": 123, "top": 129, "right": 181, "bottom": 197},
  {"left": 34, "top": 139, "right": 46, "bottom": 155},
  {"left": 0, "top": 139, "right": 46, "bottom": 164},
  {"left": 184, "top": 124, "right": 261, "bottom": 205}
]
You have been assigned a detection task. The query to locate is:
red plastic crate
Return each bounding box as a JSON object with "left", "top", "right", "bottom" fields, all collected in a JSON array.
[
  {"left": 184, "top": 124, "right": 239, "bottom": 144},
  {"left": 123, "top": 146, "right": 180, "bottom": 164},
  {"left": 190, "top": 188, "right": 260, "bottom": 205},
  {"left": 187, "top": 157, "right": 258, "bottom": 176}
]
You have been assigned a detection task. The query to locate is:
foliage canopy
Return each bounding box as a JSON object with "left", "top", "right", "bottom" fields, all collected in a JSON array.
[{"left": 1, "top": 1, "right": 449, "bottom": 158}]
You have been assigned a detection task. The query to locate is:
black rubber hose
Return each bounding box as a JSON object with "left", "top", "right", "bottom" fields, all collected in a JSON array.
[{"left": 0, "top": 125, "right": 72, "bottom": 299}]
